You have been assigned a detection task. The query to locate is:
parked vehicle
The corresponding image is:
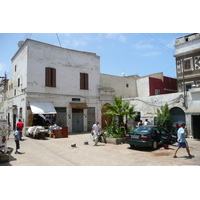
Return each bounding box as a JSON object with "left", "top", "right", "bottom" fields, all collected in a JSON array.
[{"left": 125, "top": 125, "right": 177, "bottom": 150}]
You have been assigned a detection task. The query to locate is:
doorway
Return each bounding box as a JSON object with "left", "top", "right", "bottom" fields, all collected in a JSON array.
[
  {"left": 87, "top": 107, "right": 95, "bottom": 131},
  {"left": 192, "top": 115, "right": 200, "bottom": 139},
  {"left": 169, "top": 107, "right": 185, "bottom": 125},
  {"left": 72, "top": 108, "right": 83, "bottom": 132}
]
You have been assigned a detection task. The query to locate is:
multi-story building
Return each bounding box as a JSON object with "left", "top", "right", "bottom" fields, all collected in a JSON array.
[
  {"left": 174, "top": 33, "right": 200, "bottom": 92},
  {"left": 1, "top": 39, "right": 102, "bottom": 133},
  {"left": 173, "top": 33, "right": 200, "bottom": 139},
  {"left": 6, "top": 36, "right": 199, "bottom": 138},
  {"left": 127, "top": 33, "right": 200, "bottom": 138}
]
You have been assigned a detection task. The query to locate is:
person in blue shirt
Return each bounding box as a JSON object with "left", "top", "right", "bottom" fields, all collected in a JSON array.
[
  {"left": 14, "top": 127, "right": 20, "bottom": 154},
  {"left": 173, "top": 123, "right": 194, "bottom": 158}
]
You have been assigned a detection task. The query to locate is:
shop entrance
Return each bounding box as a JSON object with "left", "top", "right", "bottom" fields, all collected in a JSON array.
[
  {"left": 87, "top": 107, "right": 95, "bottom": 131},
  {"left": 192, "top": 115, "right": 200, "bottom": 139},
  {"left": 55, "top": 107, "right": 66, "bottom": 127},
  {"left": 72, "top": 108, "right": 83, "bottom": 132}
]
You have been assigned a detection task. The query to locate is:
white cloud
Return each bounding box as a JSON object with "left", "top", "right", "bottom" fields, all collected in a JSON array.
[
  {"left": 63, "top": 33, "right": 99, "bottom": 48},
  {"left": 141, "top": 51, "right": 162, "bottom": 57},
  {"left": 72, "top": 39, "right": 87, "bottom": 47},
  {"left": 105, "top": 33, "right": 126, "bottom": 42},
  {"left": 134, "top": 42, "right": 153, "bottom": 50},
  {"left": 119, "top": 34, "right": 126, "bottom": 42}
]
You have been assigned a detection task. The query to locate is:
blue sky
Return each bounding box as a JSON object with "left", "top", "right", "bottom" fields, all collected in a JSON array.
[{"left": 0, "top": 33, "right": 191, "bottom": 79}]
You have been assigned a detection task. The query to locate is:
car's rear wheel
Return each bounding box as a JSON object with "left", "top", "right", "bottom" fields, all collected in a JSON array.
[{"left": 152, "top": 140, "right": 158, "bottom": 150}]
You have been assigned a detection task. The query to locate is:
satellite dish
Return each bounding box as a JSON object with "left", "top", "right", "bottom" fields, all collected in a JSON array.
[
  {"left": 18, "top": 41, "right": 24, "bottom": 48},
  {"left": 122, "top": 71, "right": 125, "bottom": 77}
]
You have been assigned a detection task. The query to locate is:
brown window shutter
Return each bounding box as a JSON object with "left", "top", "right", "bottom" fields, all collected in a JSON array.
[
  {"left": 52, "top": 68, "right": 56, "bottom": 87},
  {"left": 45, "top": 67, "right": 51, "bottom": 86},
  {"left": 80, "top": 73, "right": 85, "bottom": 89},
  {"left": 85, "top": 73, "right": 88, "bottom": 90}
]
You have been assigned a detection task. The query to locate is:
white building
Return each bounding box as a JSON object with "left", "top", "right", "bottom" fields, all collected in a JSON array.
[
  {"left": 1, "top": 34, "right": 200, "bottom": 139},
  {"left": 1, "top": 39, "right": 102, "bottom": 133}
]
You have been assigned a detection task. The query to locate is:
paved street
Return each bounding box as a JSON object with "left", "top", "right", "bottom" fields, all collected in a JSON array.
[{"left": 1, "top": 132, "right": 200, "bottom": 166}]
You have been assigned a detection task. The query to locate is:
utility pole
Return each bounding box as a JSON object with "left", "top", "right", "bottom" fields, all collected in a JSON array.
[{"left": 182, "top": 59, "right": 187, "bottom": 108}]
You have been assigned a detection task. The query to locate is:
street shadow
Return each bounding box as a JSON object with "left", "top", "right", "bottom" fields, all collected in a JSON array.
[
  {"left": 18, "top": 152, "right": 25, "bottom": 155},
  {"left": 173, "top": 155, "right": 195, "bottom": 160},
  {"left": 20, "top": 139, "right": 27, "bottom": 141},
  {"left": 0, "top": 155, "right": 16, "bottom": 166},
  {"left": 93, "top": 144, "right": 106, "bottom": 146},
  {"left": 127, "top": 146, "right": 159, "bottom": 152},
  {"left": 9, "top": 155, "right": 17, "bottom": 161},
  {"left": 68, "top": 132, "right": 90, "bottom": 136}
]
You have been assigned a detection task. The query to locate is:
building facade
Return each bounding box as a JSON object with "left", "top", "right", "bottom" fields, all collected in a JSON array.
[
  {"left": 1, "top": 39, "right": 102, "bottom": 133},
  {"left": 136, "top": 72, "right": 177, "bottom": 97},
  {"left": 174, "top": 33, "right": 200, "bottom": 92},
  {"left": 1, "top": 34, "right": 200, "bottom": 139}
]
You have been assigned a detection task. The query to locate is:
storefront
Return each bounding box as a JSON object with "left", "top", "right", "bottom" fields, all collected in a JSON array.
[{"left": 28, "top": 102, "right": 57, "bottom": 127}]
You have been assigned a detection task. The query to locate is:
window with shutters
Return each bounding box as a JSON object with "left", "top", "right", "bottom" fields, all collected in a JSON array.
[
  {"left": 45, "top": 67, "right": 56, "bottom": 87},
  {"left": 183, "top": 57, "right": 193, "bottom": 71},
  {"left": 80, "top": 73, "right": 89, "bottom": 90}
]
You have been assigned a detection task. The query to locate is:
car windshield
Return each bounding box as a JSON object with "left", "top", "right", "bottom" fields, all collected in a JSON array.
[{"left": 132, "top": 126, "right": 152, "bottom": 134}]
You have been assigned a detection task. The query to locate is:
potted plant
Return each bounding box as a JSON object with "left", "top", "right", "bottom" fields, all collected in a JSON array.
[
  {"left": 103, "top": 97, "right": 136, "bottom": 144},
  {"left": 155, "top": 103, "right": 173, "bottom": 131}
]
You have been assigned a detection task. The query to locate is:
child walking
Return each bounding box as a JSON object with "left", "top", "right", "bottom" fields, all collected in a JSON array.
[{"left": 14, "top": 127, "right": 20, "bottom": 154}]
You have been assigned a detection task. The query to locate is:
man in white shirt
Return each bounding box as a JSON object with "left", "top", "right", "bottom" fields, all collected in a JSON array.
[
  {"left": 91, "top": 121, "right": 102, "bottom": 146},
  {"left": 144, "top": 119, "right": 150, "bottom": 126}
]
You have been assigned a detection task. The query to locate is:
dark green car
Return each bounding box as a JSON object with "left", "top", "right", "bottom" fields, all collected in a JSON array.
[{"left": 125, "top": 125, "right": 177, "bottom": 150}]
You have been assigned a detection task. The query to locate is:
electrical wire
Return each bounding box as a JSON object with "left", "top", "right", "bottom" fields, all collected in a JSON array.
[
  {"left": 141, "top": 33, "right": 175, "bottom": 54},
  {"left": 56, "top": 33, "right": 62, "bottom": 47}
]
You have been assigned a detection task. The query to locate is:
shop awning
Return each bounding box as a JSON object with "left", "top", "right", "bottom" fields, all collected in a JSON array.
[
  {"left": 69, "top": 102, "right": 88, "bottom": 109},
  {"left": 185, "top": 101, "right": 200, "bottom": 114},
  {"left": 30, "top": 102, "right": 57, "bottom": 114}
]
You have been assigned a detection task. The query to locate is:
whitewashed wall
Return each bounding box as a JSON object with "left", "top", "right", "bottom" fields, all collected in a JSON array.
[{"left": 100, "top": 74, "right": 138, "bottom": 98}]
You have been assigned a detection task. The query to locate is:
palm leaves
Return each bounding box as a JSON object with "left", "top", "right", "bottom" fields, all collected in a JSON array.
[
  {"left": 155, "top": 103, "right": 173, "bottom": 131},
  {"left": 103, "top": 97, "right": 136, "bottom": 137}
]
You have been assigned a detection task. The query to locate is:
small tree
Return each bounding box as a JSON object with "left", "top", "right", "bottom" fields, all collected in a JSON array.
[
  {"left": 155, "top": 103, "right": 173, "bottom": 131},
  {"left": 103, "top": 97, "right": 136, "bottom": 138}
]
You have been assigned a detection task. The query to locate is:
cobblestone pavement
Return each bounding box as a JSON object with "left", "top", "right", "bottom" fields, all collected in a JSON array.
[{"left": 1, "top": 132, "right": 200, "bottom": 166}]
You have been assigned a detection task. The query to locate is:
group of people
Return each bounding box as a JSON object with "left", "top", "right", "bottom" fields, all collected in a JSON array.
[
  {"left": 137, "top": 119, "right": 150, "bottom": 127},
  {"left": 9, "top": 118, "right": 195, "bottom": 159},
  {"left": 91, "top": 120, "right": 194, "bottom": 159}
]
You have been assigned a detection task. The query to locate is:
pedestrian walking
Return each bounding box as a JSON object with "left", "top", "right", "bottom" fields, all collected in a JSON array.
[
  {"left": 91, "top": 121, "right": 102, "bottom": 146},
  {"left": 16, "top": 119, "right": 24, "bottom": 140},
  {"left": 7, "top": 122, "right": 11, "bottom": 140},
  {"left": 173, "top": 123, "right": 194, "bottom": 158},
  {"left": 14, "top": 127, "right": 20, "bottom": 154}
]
